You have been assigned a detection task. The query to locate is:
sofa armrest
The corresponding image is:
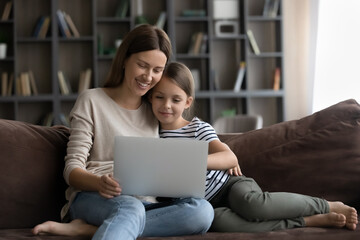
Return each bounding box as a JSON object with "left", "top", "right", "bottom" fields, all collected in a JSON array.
[{"left": 0, "top": 119, "right": 70, "bottom": 229}]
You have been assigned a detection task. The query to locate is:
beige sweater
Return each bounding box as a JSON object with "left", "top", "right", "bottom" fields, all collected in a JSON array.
[{"left": 61, "top": 88, "right": 159, "bottom": 219}]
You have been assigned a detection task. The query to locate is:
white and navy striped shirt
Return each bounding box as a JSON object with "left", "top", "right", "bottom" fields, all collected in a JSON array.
[{"left": 160, "top": 117, "right": 230, "bottom": 201}]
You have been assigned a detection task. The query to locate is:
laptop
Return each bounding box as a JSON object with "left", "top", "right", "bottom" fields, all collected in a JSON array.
[{"left": 113, "top": 136, "right": 208, "bottom": 198}]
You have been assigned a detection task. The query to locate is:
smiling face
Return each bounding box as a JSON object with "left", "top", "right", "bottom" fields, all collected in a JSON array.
[
  {"left": 123, "top": 49, "right": 167, "bottom": 97},
  {"left": 150, "top": 76, "right": 193, "bottom": 130}
]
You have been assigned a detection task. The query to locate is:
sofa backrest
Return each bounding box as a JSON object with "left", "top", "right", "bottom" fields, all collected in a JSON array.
[
  {"left": 0, "top": 120, "right": 69, "bottom": 229},
  {"left": 219, "top": 99, "right": 360, "bottom": 211}
]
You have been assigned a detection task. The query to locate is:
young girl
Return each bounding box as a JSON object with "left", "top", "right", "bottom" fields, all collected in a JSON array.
[{"left": 149, "top": 61, "right": 358, "bottom": 233}]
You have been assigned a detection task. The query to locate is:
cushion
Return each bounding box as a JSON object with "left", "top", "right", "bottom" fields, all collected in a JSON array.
[
  {"left": 0, "top": 119, "right": 70, "bottom": 229},
  {"left": 219, "top": 99, "right": 360, "bottom": 210}
]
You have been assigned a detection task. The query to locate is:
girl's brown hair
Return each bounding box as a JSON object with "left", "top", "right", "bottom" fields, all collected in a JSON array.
[
  {"left": 104, "top": 24, "right": 172, "bottom": 87},
  {"left": 162, "top": 62, "right": 195, "bottom": 98},
  {"left": 162, "top": 62, "right": 195, "bottom": 119}
]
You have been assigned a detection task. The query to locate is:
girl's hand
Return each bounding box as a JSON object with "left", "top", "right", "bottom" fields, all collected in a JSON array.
[
  {"left": 98, "top": 174, "right": 122, "bottom": 198},
  {"left": 228, "top": 164, "right": 242, "bottom": 176}
]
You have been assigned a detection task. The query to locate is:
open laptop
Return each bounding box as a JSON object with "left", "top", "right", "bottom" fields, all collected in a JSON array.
[{"left": 113, "top": 136, "right": 208, "bottom": 198}]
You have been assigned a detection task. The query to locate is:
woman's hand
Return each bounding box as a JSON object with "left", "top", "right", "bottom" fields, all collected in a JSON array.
[
  {"left": 98, "top": 174, "right": 122, "bottom": 198},
  {"left": 227, "top": 164, "right": 242, "bottom": 176}
]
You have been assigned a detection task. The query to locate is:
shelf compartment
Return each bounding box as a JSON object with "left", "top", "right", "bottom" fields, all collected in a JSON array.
[
  {"left": 247, "top": 21, "right": 281, "bottom": 53},
  {"left": 58, "top": 41, "right": 93, "bottom": 94},
  {"left": 247, "top": 57, "right": 282, "bottom": 90},
  {"left": 211, "top": 40, "right": 244, "bottom": 90},
  {"left": 58, "top": 0, "right": 93, "bottom": 36},
  {"left": 0, "top": 22, "right": 14, "bottom": 58},
  {"left": 16, "top": 42, "right": 52, "bottom": 94},
  {"left": 0, "top": 102, "right": 15, "bottom": 120},
  {"left": 175, "top": 58, "right": 209, "bottom": 91},
  {"left": 247, "top": 0, "right": 281, "bottom": 17},
  {"left": 17, "top": 101, "right": 53, "bottom": 125},
  {"left": 15, "top": 0, "right": 51, "bottom": 38},
  {"left": 212, "top": 97, "right": 247, "bottom": 121},
  {"left": 97, "top": 0, "right": 129, "bottom": 18},
  {"left": 175, "top": 21, "right": 208, "bottom": 54},
  {"left": 190, "top": 98, "right": 211, "bottom": 123},
  {"left": 247, "top": 96, "right": 283, "bottom": 127},
  {"left": 138, "top": 0, "right": 167, "bottom": 25},
  {"left": 97, "top": 22, "right": 130, "bottom": 57},
  {"left": 173, "top": 0, "right": 207, "bottom": 17}
]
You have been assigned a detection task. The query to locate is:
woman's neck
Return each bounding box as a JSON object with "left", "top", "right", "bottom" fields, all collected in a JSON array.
[{"left": 103, "top": 86, "right": 142, "bottom": 110}]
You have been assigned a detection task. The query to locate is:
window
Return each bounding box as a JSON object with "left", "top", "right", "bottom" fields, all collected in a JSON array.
[{"left": 312, "top": 0, "right": 360, "bottom": 112}]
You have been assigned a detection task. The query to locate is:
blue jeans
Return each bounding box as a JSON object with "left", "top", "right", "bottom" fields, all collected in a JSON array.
[{"left": 70, "top": 192, "right": 214, "bottom": 240}]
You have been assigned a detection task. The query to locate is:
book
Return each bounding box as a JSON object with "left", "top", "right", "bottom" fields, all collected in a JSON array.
[
  {"left": 188, "top": 32, "right": 204, "bottom": 55},
  {"left": 190, "top": 69, "right": 200, "bottom": 91},
  {"left": 78, "top": 68, "right": 92, "bottom": 93},
  {"left": 200, "top": 34, "right": 208, "bottom": 54},
  {"left": 272, "top": 67, "right": 281, "bottom": 90},
  {"left": 1, "top": 72, "right": 7, "bottom": 96},
  {"left": 1, "top": 1, "right": 12, "bottom": 20},
  {"left": 233, "top": 61, "right": 246, "bottom": 92},
  {"left": 155, "top": 11, "right": 166, "bottom": 29},
  {"left": 6, "top": 72, "right": 13, "bottom": 95},
  {"left": 59, "top": 113, "right": 70, "bottom": 127},
  {"left": 32, "top": 16, "right": 45, "bottom": 37},
  {"left": 20, "top": 72, "right": 31, "bottom": 96},
  {"left": 115, "top": 0, "right": 129, "bottom": 18},
  {"left": 58, "top": 71, "right": 70, "bottom": 95},
  {"left": 64, "top": 12, "right": 80, "bottom": 37},
  {"left": 28, "top": 70, "right": 38, "bottom": 95},
  {"left": 38, "top": 16, "right": 51, "bottom": 38},
  {"left": 263, "top": 0, "right": 280, "bottom": 17},
  {"left": 247, "top": 29, "right": 260, "bottom": 55},
  {"left": 56, "top": 10, "right": 71, "bottom": 38}
]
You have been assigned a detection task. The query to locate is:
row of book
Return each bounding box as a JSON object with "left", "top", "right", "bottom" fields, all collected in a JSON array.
[
  {"left": 32, "top": 10, "right": 80, "bottom": 38},
  {"left": 58, "top": 68, "right": 92, "bottom": 95},
  {"left": 0, "top": 68, "right": 93, "bottom": 97},
  {"left": 1, "top": 1, "right": 12, "bottom": 20},
  {"left": 188, "top": 32, "right": 207, "bottom": 55},
  {"left": 1, "top": 71, "right": 39, "bottom": 97},
  {"left": 213, "top": 63, "right": 280, "bottom": 91}
]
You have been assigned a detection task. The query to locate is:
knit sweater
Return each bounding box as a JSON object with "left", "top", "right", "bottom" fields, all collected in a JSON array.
[{"left": 61, "top": 88, "right": 159, "bottom": 219}]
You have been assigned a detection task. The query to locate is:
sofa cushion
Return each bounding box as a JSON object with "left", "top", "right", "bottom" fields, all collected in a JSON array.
[
  {"left": 0, "top": 120, "right": 70, "bottom": 229},
  {"left": 219, "top": 99, "right": 360, "bottom": 210}
]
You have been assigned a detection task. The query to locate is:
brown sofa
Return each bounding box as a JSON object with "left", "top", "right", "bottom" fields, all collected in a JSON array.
[{"left": 0, "top": 99, "right": 359, "bottom": 240}]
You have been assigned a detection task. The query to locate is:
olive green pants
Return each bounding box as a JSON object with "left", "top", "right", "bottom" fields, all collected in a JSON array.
[{"left": 209, "top": 176, "right": 329, "bottom": 232}]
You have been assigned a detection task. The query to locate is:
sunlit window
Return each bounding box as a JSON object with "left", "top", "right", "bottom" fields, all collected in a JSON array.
[{"left": 312, "top": 0, "right": 360, "bottom": 112}]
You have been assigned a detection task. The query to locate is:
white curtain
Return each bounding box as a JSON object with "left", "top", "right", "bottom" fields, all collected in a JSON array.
[{"left": 312, "top": 0, "right": 360, "bottom": 112}]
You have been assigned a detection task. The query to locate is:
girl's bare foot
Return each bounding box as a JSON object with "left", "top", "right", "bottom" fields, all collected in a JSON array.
[
  {"left": 304, "top": 212, "right": 346, "bottom": 228},
  {"left": 32, "top": 219, "right": 97, "bottom": 237},
  {"left": 328, "top": 201, "right": 358, "bottom": 230}
]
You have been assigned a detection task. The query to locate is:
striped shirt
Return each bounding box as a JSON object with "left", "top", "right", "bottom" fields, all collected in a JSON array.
[{"left": 160, "top": 117, "right": 230, "bottom": 201}]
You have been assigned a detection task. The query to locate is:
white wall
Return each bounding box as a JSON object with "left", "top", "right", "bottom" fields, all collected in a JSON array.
[{"left": 283, "top": 0, "right": 318, "bottom": 120}]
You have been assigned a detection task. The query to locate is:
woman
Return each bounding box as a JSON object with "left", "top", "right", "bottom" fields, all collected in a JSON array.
[{"left": 32, "top": 24, "right": 213, "bottom": 240}]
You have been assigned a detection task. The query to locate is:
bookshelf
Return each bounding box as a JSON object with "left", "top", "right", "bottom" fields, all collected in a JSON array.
[{"left": 0, "top": 0, "right": 284, "bottom": 127}]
